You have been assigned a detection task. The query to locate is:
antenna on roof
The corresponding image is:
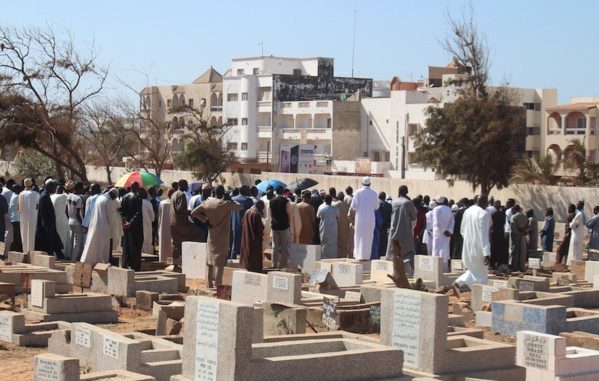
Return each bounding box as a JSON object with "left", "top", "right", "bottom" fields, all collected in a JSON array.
[
  {"left": 258, "top": 41, "right": 264, "bottom": 57},
  {"left": 351, "top": 9, "right": 357, "bottom": 78}
]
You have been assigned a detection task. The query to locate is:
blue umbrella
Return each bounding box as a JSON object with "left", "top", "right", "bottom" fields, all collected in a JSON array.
[{"left": 257, "top": 179, "right": 286, "bottom": 193}]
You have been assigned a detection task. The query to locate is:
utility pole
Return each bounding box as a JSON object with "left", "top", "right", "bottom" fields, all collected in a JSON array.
[{"left": 351, "top": 9, "right": 357, "bottom": 78}]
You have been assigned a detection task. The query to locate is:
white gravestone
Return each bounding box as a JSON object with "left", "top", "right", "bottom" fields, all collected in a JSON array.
[
  {"left": 36, "top": 358, "right": 61, "bottom": 381},
  {"left": 391, "top": 292, "right": 422, "bottom": 368},
  {"left": 74, "top": 327, "right": 91, "bottom": 348},
  {"left": 528, "top": 258, "right": 541, "bottom": 270},
  {"left": 195, "top": 300, "right": 220, "bottom": 381},
  {"left": 522, "top": 333, "right": 549, "bottom": 370},
  {"left": 419, "top": 256, "right": 433, "bottom": 272},
  {"left": 103, "top": 336, "right": 119, "bottom": 359},
  {"left": 0, "top": 314, "right": 12, "bottom": 341},
  {"left": 272, "top": 276, "right": 289, "bottom": 291},
  {"left": 481, "top": 285, "right": 499, "bottom": 303},
  {"left": 492, "top": 280, "right": 509, "bottom": 289}
]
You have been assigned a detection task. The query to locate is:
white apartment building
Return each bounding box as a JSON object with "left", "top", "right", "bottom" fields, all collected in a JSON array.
[
  {"left": 222, "top": 56, "right": 371, "bottom": 173},
  {"left": 361, "top": 67, "right": 557, "bottom": 179}
]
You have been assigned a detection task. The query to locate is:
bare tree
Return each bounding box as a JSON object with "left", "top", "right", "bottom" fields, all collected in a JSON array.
[
  {"left": 441, "top": 6, "right": 489, "bottom": 98},
  {"left": 80, "top": 101, "right": 136, "bottom": 184},
  {"left": 0, "top": 25, "right": 108, "bottom": 182}
]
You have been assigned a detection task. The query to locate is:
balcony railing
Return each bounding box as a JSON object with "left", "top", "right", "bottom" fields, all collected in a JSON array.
[
  {"left": 565, "top": 128, "right": 587, "bottom": 135},
  {"left": 210, "top": 106, "right": 223, "bottom": 112}
]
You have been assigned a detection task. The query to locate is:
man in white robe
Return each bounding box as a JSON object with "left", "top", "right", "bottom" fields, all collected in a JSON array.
[
  {"left": 81, "top": 189, "right": 120, "bottom": 266},
  {"left": 349, "top": 177, "right": 379, "bottom": 260},
  {"left": 158, "top": 190, "right": 173, "bottom": 262},
  {"left": 18, "top": 178, "right": 39, "bottom": 254},
  {"left": 453, "top": 195, "right": 491, "bottom": 292},
  {"left": 432, "top": 195, "right": 454, "bottom": 271},
  {"left": 50, "top": 186, "right": 69, "bottom": 253},
  {"left": 422, "top": 201, "right": 436, "bottom": 255},
  {"left": 141, "top": 190, "right": 155, "bottom": 254},
  {"left": 568, "top": 200, "right": 586, "bottom": 264}
]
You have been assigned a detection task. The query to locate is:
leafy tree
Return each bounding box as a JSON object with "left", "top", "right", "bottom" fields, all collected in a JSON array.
[
  {"left": 13, "top": 149, "right": 60, "bottom": 181},
  {"left": 511, "top": 155, "right": 560, "bottom": 185},
  {"left": 173, "top": 106, "right": 234, "bottom": 183},
  {"left": 0, "top": 26, "right": 108, "bottom": 182},
  {"left": 562, "top": 138, "right": 599, "bottom": 186},
  {"left": 414, "top": 10, "right": 523, "bottom": 196}
]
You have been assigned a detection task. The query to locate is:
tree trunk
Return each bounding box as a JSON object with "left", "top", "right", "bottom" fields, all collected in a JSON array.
[
  {"left": 105, "top": 165, "right": 113, "bottom": 185},
  {"left": 386, "top": 239, "right": 411, "bottom": 289}
]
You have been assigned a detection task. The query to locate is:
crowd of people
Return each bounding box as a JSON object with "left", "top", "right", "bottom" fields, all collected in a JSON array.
[{"left": 1, "top": 175, "right": 598, "bottom": 291}]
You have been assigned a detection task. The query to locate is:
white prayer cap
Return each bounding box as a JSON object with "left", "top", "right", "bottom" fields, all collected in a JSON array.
[
  {"left": 24, "top": 178, "right": 33, "bottom": 188},
  {"left": 435, "top": 195, "right": 446, "bottom": 204},
  {"left": 44, "top": 178, "right": 55, "bottom": 186},
  {"left": 108, "top": 188, "right": 119, "bottom": 197},
  {"left": 428, "top": 200, "right": 437, "bottom": 210},
  {"left": 362, "top": 176, "right": 371, "bottom": 186},
  {"left": 451, "top": 204, "right": 459, "bottom": 212}
]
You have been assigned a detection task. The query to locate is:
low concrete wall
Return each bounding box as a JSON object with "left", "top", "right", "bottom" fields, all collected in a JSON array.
[{"left": 1, "top": 160, "right": 597, "bottom": 223}]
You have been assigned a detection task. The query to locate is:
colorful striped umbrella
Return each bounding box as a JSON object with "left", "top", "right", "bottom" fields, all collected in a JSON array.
[{"left": 114, "top": 171, "right": 163, "bottom": 188}]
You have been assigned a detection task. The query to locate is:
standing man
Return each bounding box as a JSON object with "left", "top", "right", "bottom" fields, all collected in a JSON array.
[
  {"left": 490, "top": 200, "right": 508, "bottom": 269},
  {"left": 297, "top": 190, "right": 316, "bottom": 244},
  {"left": 121, "top": 182, "right": 143, "bottom": 271},
  {"left": 587, "top": 206, "right": 599, "bottom": 251},
  {"left": 35, "top": 180, "right": 64, "bottom": 258},
  {"left": 332, "top": 191, "right": 351, "bottom": 258},
  {"left": 169, "top": 180, "right": 205, "bottom": 265},
  {"left": 269, "top": 186, "right": 293, "bottom": 268},
  {"left": 82, "top": 184, "right": 101, "bottom": 234},
  {"left": 158, "top": 189, "right": 174, "bottom": 262},
  {"left": 287, "top": 194, "right": 302, "bottom": 244},
  {"left": 66, "top": 182, "right": 84, "bottom": 260},
  {"left": 140, "top": 188, "right": 155, "bottom": 254},
  {"left": 8, "top": 184, "right": 22, "bottom": 252},
  {"left": 1, "top": 181, "right": 12, "bottom": 256},
  {"left": 81, "top": 189, "right": 120, "bottom": 266},
  {"left": 230, "top": 185, "right": 256, "bottom": 259},
  {"left": 385, "top": 185, "right": 417, "bottom": 270},
  {"left": 240, "top": 200, "right": 265, "bottom": 273},
  {"left": 450, "top": 195, "right": 492, "bottom": 294},
  {"left": 509, "top": 205, "right": 528, "bottom": 271},
  {"left": 451, "top": 198, "right": 468, "bottom": 260},
  {"left": 432, "top": 196, "right": 454, "bottom": 271},
  {"left": 540, "top": 207, "right": 555, "bottom": 253},
  {"left": 18, "top": 178, "right": 39, "bottom": 254},
  {"left": 317, "top": 194, "right": 339, "bottom": 259},
  {"left": 378, "top": 192, "right": 392, "bottom": 259},
  {"left": 504, "top": 198, "right": 516, "bottom": 255},
  {"left": 568, "top": 200, "right": 586, "bottom": 265},
  {"left": 50, "top": 186, "right": 69, "bottom": 253},
  {"left": 191, "top": 185, "right": 242, "bottom": 287},
  {"left": 349, "top": 177, "right": 379, "bottom": 260}
]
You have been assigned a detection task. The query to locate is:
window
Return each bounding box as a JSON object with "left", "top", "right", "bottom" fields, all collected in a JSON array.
[
  {"left": 167, "top": 99, "right": 172, "bottom": 108},
  {"left": 326, "top": 118, "right": 331, "bottom": 128},
  {"left": 408, "top": 123, "right": 419, "bottom": 136},
  {"left": 227, "top": 118, "right": 238, "bottom": 126},
  {"left": 298, "top": 101, "right": 309, "bottom": 108},
  {"left": 188, "top": 99, "right": 194, "bottom": 108},
  {"left": 242, "top": 92, "right": 248, "bottom": 101},
  {"left": 384, "top": 151, "right": 390, "bottom": 161},
  {"left": 293, "top": 69, "right": 302, "bottom": 76},
  {"left": 523, "top": 102, "right": 541, "bottom": 111},
  {"left": 227, "top": 142, "right": 238, "bottom": 151},
  {"left": 373, "top": 151, "right": 380, "bottom": 161},
  {"left": 227, "top": 93, "right": 238, "bottom": 102},
  {"left": 241, "top": 143, "right": 248, "bottom": 151},
  {"left": 242, "top": 118, "right": 248, "bottom": 126},
  {"left": 577, "top": 118, "right": 586, "bottom": 129},
  {"left": 237, "top": 69, "right": 244, "bottom": 75},
  {"left": 369, "top": 120, "right": 373, "bottom": 126},
  {"left": 253, "top": 68, "right": 259, "bottom": 75},
  {"left": 527, "top": 127, "right": 540, "bottom": 135}
]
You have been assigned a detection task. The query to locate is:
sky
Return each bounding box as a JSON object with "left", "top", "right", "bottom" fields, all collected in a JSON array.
[{"left": 2, "top": 0, "right": 598, "bottom": 103}]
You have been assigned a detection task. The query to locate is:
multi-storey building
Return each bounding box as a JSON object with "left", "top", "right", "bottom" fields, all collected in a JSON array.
[
  {"left": 543, "top": 97, "right": 599, "bottom": 175},
  {"left": 222, "top": 56, "right": 371, "bottom": 173},
  {"left": 139, "top": 67, "right": 223, "bottom": 155},
  {"left": 361, "top": 63, "right": 557, "bottom": 179}
]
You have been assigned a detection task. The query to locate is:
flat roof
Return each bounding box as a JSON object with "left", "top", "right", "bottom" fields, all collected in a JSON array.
[
  {"left": 546, "top": 102, "right": 599, "bottom": 112},
  {"left": 231, "top": 56, "right": 333, "bottom": 62}
]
